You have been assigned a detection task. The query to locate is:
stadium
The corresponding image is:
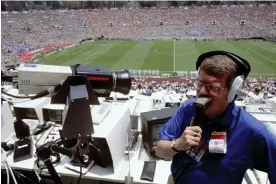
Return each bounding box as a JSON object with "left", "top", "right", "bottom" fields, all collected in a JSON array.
[{"left": 1, "top": 1, "right": 276, "bottom": 184}]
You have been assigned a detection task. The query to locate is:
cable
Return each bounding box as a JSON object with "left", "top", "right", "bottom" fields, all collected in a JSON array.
[
  {"left": 1, "top": 96, "right": 32, "bottom": 103},
  {"left": 12, "top": 169, "right": 26, "bottom": 184},
  {"left": 6, "top": 160, "right": 18, "bottom": 184},
  {"left": 12, "top": 169, "right": 37, "bottom": 184},
  {"left": 30, "top": 80, "right": 64, "bottom": 100},
  {"left": 77, "top": 165, "right": 82, "bottom": 184},
  {"left": 1, "top": 80, "right": 64, "bottom": 101},
  {"left": 3, "top": 162, "right": 10, "bottom": 184},
  {"left": 173, "top": 143, "right": 204, "bottom": 184},
  {"left": 1, "top": 88, "right": 33, "bottom": 99},
  {"left": 1, "top": 148, "right": 15, "bottom": 184}
]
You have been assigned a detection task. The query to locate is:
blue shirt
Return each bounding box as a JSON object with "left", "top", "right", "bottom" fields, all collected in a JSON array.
[{"left": 159, "top": 98, "right": 276, "bottom": 184}]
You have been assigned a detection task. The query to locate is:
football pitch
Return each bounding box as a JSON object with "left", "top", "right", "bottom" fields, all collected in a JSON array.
[{"left": 40, "top": 40, "right": 276, "bottom": 77}]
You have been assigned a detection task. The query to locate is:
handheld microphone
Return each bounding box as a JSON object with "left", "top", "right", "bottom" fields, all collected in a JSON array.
[
  {"left": 173, "top": 97, "right": 211, "bottom": 184},
  {"left": 193, "top": 96, "right": 211, "bottom": 127}
]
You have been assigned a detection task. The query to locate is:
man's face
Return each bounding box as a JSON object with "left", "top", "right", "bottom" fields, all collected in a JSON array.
[{"left": 196, "top": 70, "right": 230, "bottom": 119}]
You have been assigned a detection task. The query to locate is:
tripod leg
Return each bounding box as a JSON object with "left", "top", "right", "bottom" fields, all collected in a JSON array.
[{"left": 42, "top": 158, "right": 63, "bottom": 184}]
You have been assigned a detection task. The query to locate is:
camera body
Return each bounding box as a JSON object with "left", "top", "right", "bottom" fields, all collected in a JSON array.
[{"left": 17, "top": 63, "right": 131, "bottom": 97}]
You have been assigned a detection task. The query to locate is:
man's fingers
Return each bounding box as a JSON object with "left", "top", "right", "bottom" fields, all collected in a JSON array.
[
  {"left": 186, "top": 138, "right": 200, "bottom": 146},
  {"left": 188, "top": 126, "right": 202, "bottom": 134},
  {"left": 184, "top": 130, "right": 201, "bottom": 139},
  {"left": 186, "top": 135, "right": 201, "bottom": 143}
]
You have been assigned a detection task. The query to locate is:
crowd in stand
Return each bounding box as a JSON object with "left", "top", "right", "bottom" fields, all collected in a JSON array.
[{"left": 131, "top": 76, "right": 276, "bottom": 100}]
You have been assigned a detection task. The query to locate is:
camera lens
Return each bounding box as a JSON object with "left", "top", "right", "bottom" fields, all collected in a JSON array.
[{"left": 114, "top": 70, "right": 131, "bottom": 95}]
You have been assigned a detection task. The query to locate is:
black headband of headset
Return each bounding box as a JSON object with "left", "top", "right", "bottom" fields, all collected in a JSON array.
[{"left": 196, "top": 51, "right": 251, "bottom": 78}]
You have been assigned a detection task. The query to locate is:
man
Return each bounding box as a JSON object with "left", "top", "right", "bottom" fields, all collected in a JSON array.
[
  {"left": 250, "top": 88, "right": 264, "bottom": 104},
  {"left": 244, "top": 87, "right": 264, "bottom": 104},
  {"left": 156, "top": 52, "right": 276, "bottom": 184},
  {"left": 143, "top": 85, "right": 153, "bottom": 96}
]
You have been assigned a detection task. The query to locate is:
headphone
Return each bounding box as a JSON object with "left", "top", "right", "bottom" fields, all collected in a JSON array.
[{"left": 195, "top": 51, "right": 251, "bottom": 103}]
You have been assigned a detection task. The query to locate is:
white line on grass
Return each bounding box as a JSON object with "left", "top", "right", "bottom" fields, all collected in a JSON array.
[
  {"left": 272, "top": 48, "right": 276, "bottom": 52},
  {"left": 64, "top": 48, "right": 110, "bottom": 65},
  {"left": 83, "top": 48, "right": 110, "bottom": 65},
  {"left": 65, "top": 47, "right": 86, "bottom": 56},
  {"left": 154, "top": 48, "right": 195, "bottom": 56},
  {"left": 183, "top": 49, "right": 196, "bottom": 55},
  {"left": 245, "top": 48, "right": 276, "bottom": 65},
  {"left": 83, "top": 48, "right": 105, "bottom": 61},
  {"left": 173, "top": 40, "right": 176, "bottom": 72}
]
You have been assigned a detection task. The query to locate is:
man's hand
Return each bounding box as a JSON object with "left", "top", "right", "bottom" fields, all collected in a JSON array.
[
  {"left": 156, "top": 117, "right": 202, "bottom": 158},
  {"left": 175, "top": 118, "right": 202, "bottom": 151}
]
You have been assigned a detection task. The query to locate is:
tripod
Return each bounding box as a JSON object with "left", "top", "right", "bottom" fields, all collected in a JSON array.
[{"left": 36, "top": 75, "right": 104, "bottom": 184}]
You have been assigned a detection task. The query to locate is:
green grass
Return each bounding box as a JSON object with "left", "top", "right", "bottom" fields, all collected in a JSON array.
[{"left": 39, "top": 40, "right": 276, "bottom": 77}]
